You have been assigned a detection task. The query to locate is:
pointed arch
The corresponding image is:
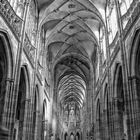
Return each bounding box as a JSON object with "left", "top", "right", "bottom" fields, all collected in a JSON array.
[
  {"left": 76, "top": 132, "right": 80, "bottom": 140},
  {"left": 32, "top": 84, "right": 40, "bottom": 140},
  {"left": 113, "top": 63, "right": 126, "bottom": 139},
  {"left": 64, "top": 132, "right": 68, "bottom": 140},
  {"left": 0, "top": 30, "right": 14, "bottom": 78},
  {"left": 0, "top": 30, "right": 14, "bottom": 138},
  {"left": 15, "top": 65, "right": 31, "bottom": 139},
  {"left": 129, "top": 28, "right": 140, "bottom": 77}
]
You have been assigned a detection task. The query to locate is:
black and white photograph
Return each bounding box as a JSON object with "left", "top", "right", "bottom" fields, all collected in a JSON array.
[{"left": 0, "top": 0, "right": 138, "bottom": 140}]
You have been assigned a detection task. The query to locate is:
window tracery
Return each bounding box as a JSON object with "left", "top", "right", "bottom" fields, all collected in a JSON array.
[
  {"left": 26, "top": 0, "right": 37, "bottom": 46},
  {"left": 106, "top": 0, "right": 118, "bottom": 44},
  {"left": 119, "top": 0, "right": 127, "bottom": 15},
  {"left": 99, "top": 27, "right": 106, "bottom": 62}
]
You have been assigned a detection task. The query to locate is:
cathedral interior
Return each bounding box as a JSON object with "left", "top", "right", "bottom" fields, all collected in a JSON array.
[{"left": 0, "top": 0, "right": 140, "bottom": 140}]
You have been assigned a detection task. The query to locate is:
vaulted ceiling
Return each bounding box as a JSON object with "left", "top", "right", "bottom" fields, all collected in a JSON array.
[
  {"left": 37, "top": 0, "right": 107, "bottom": 10},
  {"left": 37, "top": 0, "right": 107, "bottom": 113}
]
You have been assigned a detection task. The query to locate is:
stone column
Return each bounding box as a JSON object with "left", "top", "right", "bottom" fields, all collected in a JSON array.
[
  {"left": 114, "top": 0, "right": 135, "bottom": 139},
  {"left": 22, "top": 98, "right": 31, "bottom": 140},
  {"left": 10, "top": 1, "right": 31, "bottom": 139},
  {"left": 26, "top": 99, "right": 32, "bottom": 140},
  {"left": 35, "top": 111, "right": 41, "bottom": 140},
  {"left": 102, "top": 109, "right": 109, "bottom": 140},
  {"left": 111, "top": 100, "right": 115, "bottom": 140},
  {"left": 87, "top": 87, "right": 93, "bottom": 130},
  {"left": 128, "top": 76, "right": 140, "bottom": 138},
  {"left": 100, "top": 111, "right": 105, "bottom": 140},
  {"left": 110, "top": 101, "right": 115, "bottom": 140},
  {"left": 112, "top": 98, "right": 122, "bottom": 140},
  {"left": 1, "top": 78, "right": 14, "bottom": 128},
  {"left": 95, "top": 120, "right": 100, "bottom": 140}
]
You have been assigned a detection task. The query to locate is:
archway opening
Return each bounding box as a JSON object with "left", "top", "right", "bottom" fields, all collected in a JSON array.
[
  {"left": 76, "top": 132, "right": 80, "bottom": 140},
  {"left": 15, "top": 68, "right": 27, "bottom": 140},
  {"left": 64, "top": 132, "right": 68, "bottom": 140},
  {"left": 116, "top": 66, "right": 126, "bottom": 138},
  {"left": 53, "top": 55, "right": 89, "bottom": 134},
  {"left": 0, "top": 37, "right": 8, "bottom": 122},
  {"left": 70, "top": 133, "right": 74, "bottom": 140},
  {"left": 130, "top": 29, "right": 140, "bottom": 137},
  {"left": 135, "top": 45, "right": 140, "bottom": 108}
]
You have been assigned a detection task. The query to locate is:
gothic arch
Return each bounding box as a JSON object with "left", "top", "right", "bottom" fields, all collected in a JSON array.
[
  {"left": 113, "top": 63, "right": 126, "bottom": 139},
  {"left": 52, "top": 54, "right": 93, "bottom": 130},
  {"left": 76, "top": 132, "right": 80, "bottom": 140},
  {"left": 129, "top": 28, "right": 140, "bottom": 76},
  {"left": 113, "top": 63, "right": 122, "bottom": 97},
  {"left": 32, "top": 85, "right": 40, "bottom": 140},
  {"left": 0, "top": 30, "right": 14, "bottom": 126},
  {"left": 0, "top": 30, "right": 14, "bottom": 78},
  {"left": 21, "top": 64, "right": 31, "bottom": 97},
  {"left": 114, "top": 64, "right": 125, "bottom": 111},
  {"left": 129, "top": 28, "right": 140, "bottom": 136},
  {"left": 64, "top": 132, "right": 68, "bottom": 140},
  {"left": 15, "top": 65, "right": 30, "bottom": 140},
  {"left": 52, "top": 53, "right": 93, "bottom": 82},
  {"left": 52, "top": 54, "right": 93, "bottom": 101},
  {"left": 70, "top": 132, "right": 74, "bottom": 140}
]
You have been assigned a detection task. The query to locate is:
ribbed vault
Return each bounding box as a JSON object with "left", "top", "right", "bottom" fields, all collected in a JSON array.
[
  {"left": 54, "top": 56, "right": 89, "bottom": 109},
  {"left": 39, "top": 0, "right": 107, "bottom": 64},
  {"left": 38, "top": 0, "right": 107, "bottom": 130}
]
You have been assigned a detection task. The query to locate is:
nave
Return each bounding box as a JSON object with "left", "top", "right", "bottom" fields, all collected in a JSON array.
[{"left": 0, "top": 0, "right": 140, "bottom": 140}]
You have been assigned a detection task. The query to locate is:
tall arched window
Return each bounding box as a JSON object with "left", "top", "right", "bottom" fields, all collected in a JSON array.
[{"left": 0, "top": 32, "right": 13, "bottom": 139}]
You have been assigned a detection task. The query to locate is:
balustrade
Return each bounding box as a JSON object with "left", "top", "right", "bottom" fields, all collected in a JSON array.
[
  {"left": 0, "top": 0, "right": 22, "bottom": 39},
  {"left": 122, "top": 0, "right": 140, "bottom": 37},
  {"left": 24, "top": 33, "right": 35, "bottom": 66}
]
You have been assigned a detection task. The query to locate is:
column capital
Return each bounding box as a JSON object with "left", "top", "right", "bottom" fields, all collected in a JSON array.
[
  {"left": 36, "top": 110, "right": 40, "bottom": 114},
  {"left": 24, "top": 0, "right": 30, "bottom": 6},
  {"left": 5, "top": 78, "right": 14, "bottom": 82}
]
